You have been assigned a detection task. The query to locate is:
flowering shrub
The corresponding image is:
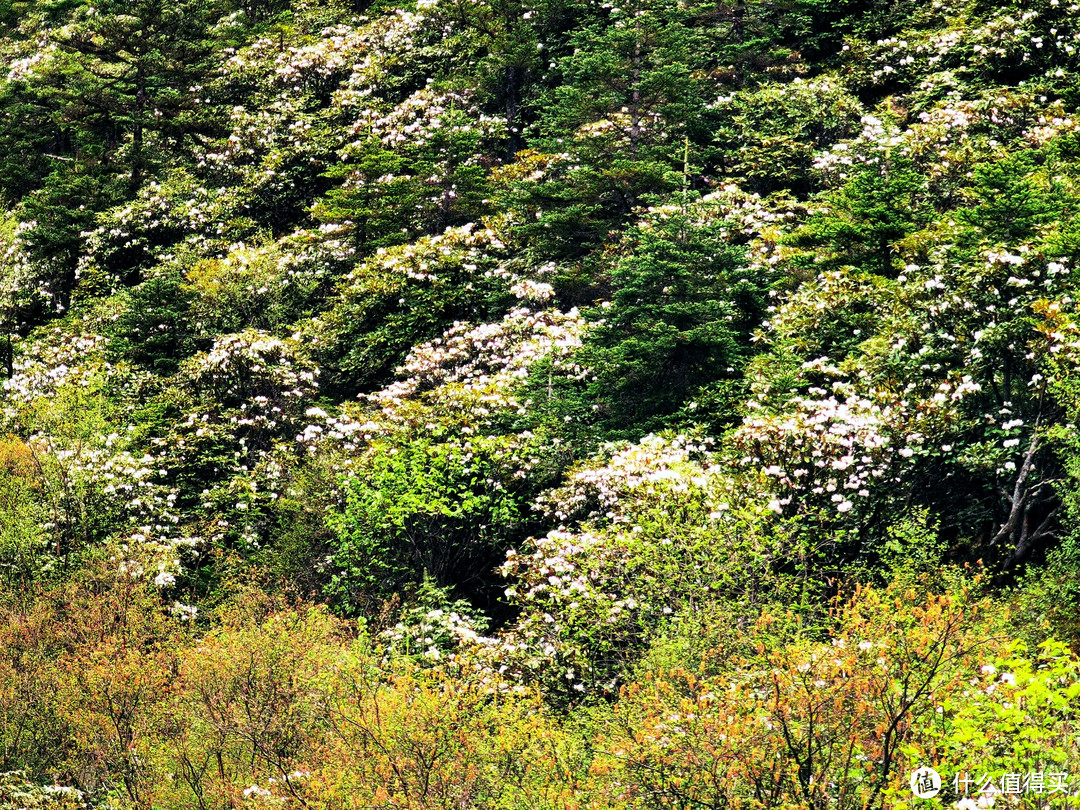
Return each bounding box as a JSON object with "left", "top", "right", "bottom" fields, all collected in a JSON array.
[
  {"left": 379, "top": 575, "right": 494, "bottom": 662},
  {"left": 495, "top": 434, "right": 783, "bottom": 699},
  {"left": 306, "top": 223, "right": 509, "bottom": 395},
  {"left": 183, "top": 330, "right": 317, "bottom": 411},
  {"left": 3, "top": 0, "right": 1080, "bottom": 803},
  {"left": 0, "top": 773, "right": 84, "bottom": 810},
  {"left": 845, "top": 0, "right": 1080, "bottom": 102}
]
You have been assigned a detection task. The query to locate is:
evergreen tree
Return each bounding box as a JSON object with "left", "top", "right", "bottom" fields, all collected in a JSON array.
[
  {"left": 582, "top": 194, "right": 762, "bottom": 435},
  {"left": 791, "top": 151, "right": 929, "bottom": 277},
  {"left": 54, "top": 0, "right": 225, "bottom": 191}
]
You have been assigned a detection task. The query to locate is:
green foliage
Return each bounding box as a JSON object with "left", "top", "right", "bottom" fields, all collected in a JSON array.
[
  {"left": 54, "top": 0, "right": 226, "bottom": 190},
  {"left": 713, "top": 78, "right": 864, "bottom": 194},
  {"left": 13, "top": 172, "right": 123, "bottom": 315},
  {"left": 3, "top": 0, "right": 1080, "bottom": 799},
  {"left": 791, "top": 150, "right": 930, "bottom": 277},
  {"left": 317, "top": 102, "right": 498, "bottom": 249},
  {"left": 327, "top": 434, "right": 527, "bottom": 615},
  {"left": 493, "top": 149, "right": 658, "bottom": 265},
  {"left": 0, "top": 437, "right": 48, "bottom": 589},
  {"left": 581, "top": 196, "right": 759, "bottom": 435},
  {"left": 539, "top": 0, "right": 708, "bottom": 154},
  {"left": 872, "top": 507, "right": 950, "bottom": 586},
  {"left": 908, "top": 637, "right": 1080, "bottom": 806},
  {"left": 109, "top": 270, "right": 198, "bottom": 375},
  {"left": 1017, "top": 332, "right": 1080, "bottom": 648},
  {"left": 958, "top": 151, "right": 1055, "bottom": 243},
  {"left": 255, "top": 456, "right": 341, "bottom": 599},
  {"left": 1017, "top": 537, "right": 1080, "bottom": 652},
  {"left": 10, "top": 379, "right": 128, "bottom": 568},
  {"left": 517, "top": 191, "right": 768, "bottom": 446}
]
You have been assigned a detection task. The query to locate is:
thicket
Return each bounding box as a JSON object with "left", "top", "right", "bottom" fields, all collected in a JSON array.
[{"left": 1, "top": 0, "right": 1080, "bottom": 804}]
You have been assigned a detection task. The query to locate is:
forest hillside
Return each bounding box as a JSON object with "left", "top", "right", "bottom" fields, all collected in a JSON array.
[{"left": 2, "top": 0, "right": 1080, "bottom": 805}]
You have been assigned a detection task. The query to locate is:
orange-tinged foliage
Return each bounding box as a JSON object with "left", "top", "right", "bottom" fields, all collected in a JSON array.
[
  {"left": 296, "top": 657, "right": 587, "bottom": 810},
  {"left": 0, "top": 436, "right": 40, "bottom": 483},
  {"left": 595, "top": 584, "right": 1006, "bottom": 810},
  {"left": 2, "top": 572, "right": 1078, "bottom": 810},
  {"left": 0, "top": 559, "right": 186, "bottom": 803},
  {"left": 157, "top": 602, "right": 343, "bottom": 810}
]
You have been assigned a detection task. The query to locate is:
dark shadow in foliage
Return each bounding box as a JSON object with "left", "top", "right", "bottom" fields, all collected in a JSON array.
[
  {"left": 109, "top": 270, "right": 199, "bottom": 375},
  {"left": 788, "top": 151, "right": 929, "bottom": 277},
  {"left": 544, "top": 194, "right": 766, "bottom": 445}
]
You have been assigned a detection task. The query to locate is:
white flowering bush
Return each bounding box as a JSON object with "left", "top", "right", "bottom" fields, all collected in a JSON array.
[
  {"left": 184, "top": 233, "right": 349, "bottom": 337},
  {"left": 493, "top": 434, "right": 782, "bottom": 699},
  {"left": 844, "top": 0, "right": 1080, "bottom": 103},
  {"left": 305, "top": 223, "right": 511, "bottom": 395},
  {"left": 379, "top": 576, "right": 494, "bottom": 663},
  {"left": 183, "top": 330, "right": 317, "bottom": 411},
  {"left": 0, "top": 773, "right": 84, "bottom": 809},
  {"left": 319, "top": 304, "right": 586, "bottom": 611},
  {"left": 2, "top": 326, "right": 111, "bottom": 413},
  {"left": 740, "top": 103, "right": 1080, "bottom": 572}
]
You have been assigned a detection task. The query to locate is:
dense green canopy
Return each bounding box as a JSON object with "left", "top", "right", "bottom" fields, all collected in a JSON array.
[{"left": 1, "top": 0, "right": 1080, "bottom": 804}]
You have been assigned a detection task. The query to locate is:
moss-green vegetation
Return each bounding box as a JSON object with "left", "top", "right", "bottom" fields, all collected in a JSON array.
[{"left": 2, "top": 0, "right": 1080, "bottom": 804}]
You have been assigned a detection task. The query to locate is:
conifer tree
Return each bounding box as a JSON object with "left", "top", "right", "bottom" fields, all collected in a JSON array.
[{"left": 54, "top": 0, "right": 224, "bottom": 191}]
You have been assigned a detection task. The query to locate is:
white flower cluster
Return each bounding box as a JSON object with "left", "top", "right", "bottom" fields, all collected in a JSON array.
[
  {"left": 736, "top": 390, "right": 903, "bottom": 518},
  {"left": 374, "top": 307, "right": 583, "bottom": 410},
  {"left": 185, "top": 329, "right": 319, "bottom": 407},
  {"left": 382, "top": 604, "right": 495, "bottom": 663},
  {"left": 853, "top": 0, "right": 1080, "bottom": 90},
  {"left": 812, "top": 115, "right": 906, "bottom": 181},
  {"left": 491, "top": 434, "right": 766, "bottom": 696},
  {"left": 2, "top": 327, "right": 110, "bottom": 410},
  {"left": 348, "top": 88, "right": 504, "bottom": 149},
  {"left": 534, "top": 433, "right": 717, "bottom": 525},
  {"left": 5, "top": 42, "right": 57, "bottom": 82}
]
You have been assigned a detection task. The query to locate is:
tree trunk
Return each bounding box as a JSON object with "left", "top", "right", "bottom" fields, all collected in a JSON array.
[
  {"left": 629, "top": 33, "right": 642, "bottom": 155},
  {"left": 131, "top": 69, "right": 147, "bottom": 192}
]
